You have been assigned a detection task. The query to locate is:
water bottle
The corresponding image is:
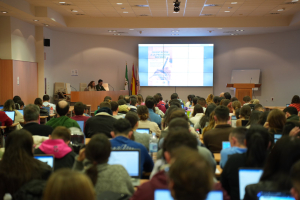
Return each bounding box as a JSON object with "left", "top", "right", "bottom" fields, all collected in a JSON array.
[
  {"left": 3, "top": 193, "right": 12, "bottom": 200},
  {"left": 50, "top": 106, "right": 54, "bottom": 115},
  {"left": 149, "top": 133, "right": 158, "bottom": 156}
]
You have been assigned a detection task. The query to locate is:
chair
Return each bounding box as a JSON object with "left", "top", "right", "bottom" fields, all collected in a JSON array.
[{"left": 79, "top": 83, "right": 87, "bottom": 91}]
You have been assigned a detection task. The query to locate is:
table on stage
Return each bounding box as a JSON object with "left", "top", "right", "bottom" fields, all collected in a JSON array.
[{"left": 71, "top": 91, "right": 129, "bottom": 112}]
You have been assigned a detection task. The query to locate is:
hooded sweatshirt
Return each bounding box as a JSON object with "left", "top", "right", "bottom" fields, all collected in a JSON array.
[{"left": 34, "top": 139, "right": 76, "bottom": 171}]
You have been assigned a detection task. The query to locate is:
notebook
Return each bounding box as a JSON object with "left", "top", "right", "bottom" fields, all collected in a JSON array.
[
  {"left": 257, "top": 192, "right": 295, "bottom": 200},
  {"left": 154, "top": 189, "right": 223, "bottom": 200},
  {"left": 34, "top": 154, "right": 55, "bottom": 170},
  {"left": 239, "top": 168, "right": 263, "bottom": 200},
  {"left": 4, "top": 111, "right": 15, "bottom": 122},
  {"left": 76, "top": 120, "right": 84, "bottom": 132},
  {"left": 136, "top": 128, "right": 150, "bottom": 134},
  {"left": 222, "top": 141, "right": 231, "bottom": 149}
]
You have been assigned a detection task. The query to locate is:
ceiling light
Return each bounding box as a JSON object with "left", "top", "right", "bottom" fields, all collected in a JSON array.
[
  {"left": 224, "top": 11, "right": 230, "bottom": 12},
  {"left": 173, "top": 12, "right": 179, "bottom": 13},
  {"left": 240, "top": 30, "right": 244, "bottom": 31},
  {"left": 236, "top": 30, "right": 240, "bottom": 31},
  {"left": 45, "top": 24, "right": 49, "bottom": 26},
  {"left": 113, "top": 34, "right": 117, "bottom": 35},
  {"left": 278, "top": 8, "right": 285, "bottom": 11},
  {"left": 176, "top": 30, "right": 179, "bottom": 32},
  {"left": 108, "top": 30, "right": 112, "bottom": 32},
  {"left": 117, "top": 34, "right": 120, "bottom": 35},
  {"left": 116, "top": 3, "right": 123, "bottom": 5},
  {"left": 33, "top": 19, "right": 39, "bottom": 21},
  {"left": 129, "top": 29, "right": 134, "bottom": 30},
  {"left": 292, "top": 0, "right": 298, "bottom": 2},
  {"left": 123, "top": 11, "right": 128, "bottom": 13},
  {"left": 112, "top": 30, "right": 117, "bottom": 32},
  {"left": 59, "top": 2, "right": 66, "bottom": 3},
  {"left": 71, "top": 9, "right": 78, "bottom": 12},
  {"left": 231, "top": 2, "right": 237, "bottom": 4},
  {"left": 1, "top": 11, "right": 8, "bottom": 14},
  {"left": 231, "top": 34, "right": 235, "bottom": 35}
]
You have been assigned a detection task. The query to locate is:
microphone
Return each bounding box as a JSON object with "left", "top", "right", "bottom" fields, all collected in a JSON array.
[
  {"left": 250, "top": 77, "right": 252, "bottom": 83},
  {"left": 70, "top": 85, "right": 77, "bottom": 91},
  {"left": 108, "top": 84, "right": 115, "bottom": 91}
]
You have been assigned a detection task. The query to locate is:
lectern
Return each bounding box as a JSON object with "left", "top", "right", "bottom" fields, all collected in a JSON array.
[{"left": 226, "top": 83, "right": 261, "bottom": 104}]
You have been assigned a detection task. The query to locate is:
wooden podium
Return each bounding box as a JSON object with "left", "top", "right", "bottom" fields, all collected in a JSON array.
[{"left": 226, "top": 83, "right": 261, "bottom": 104}]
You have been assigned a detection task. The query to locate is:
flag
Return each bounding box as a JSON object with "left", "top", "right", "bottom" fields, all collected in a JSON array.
[
  {"left": 136, "top": 66, "right": 140, "bottom": 94},
  {"left": 125, "top": 63, "right": 129, "bottom": 90},
  {"left": 131, "top": 64, "right": 137, "bottom": 95}
]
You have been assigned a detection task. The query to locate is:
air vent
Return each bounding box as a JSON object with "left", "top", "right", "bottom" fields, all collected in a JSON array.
[
  {"left": 140, "top": 14, "right": 148, "bottom": 16},
  {"left": 270, "top": 12, "right": 280, "bottom": 14},
  {"left": 204, "top": 4, "right": 219, "bottom": 7},
  {"left": 134, "top": 5, "right": 149, "bottom": 7},
  {"left": 75, "top": 13, "right": 85, "bottom": 15},
  {"left": 60, "top": 3, "right": 72, "bottom": 6},
  {"left": 284, "top": 2, "right": 297, "bottom": 4},
  {"left": 201, "top": 14, "right": 213, "bottom": 16}
]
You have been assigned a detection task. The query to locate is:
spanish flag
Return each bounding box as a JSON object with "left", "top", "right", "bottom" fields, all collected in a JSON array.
[{"left": 131, "top": 64, "right": 137, "bottom": 95}]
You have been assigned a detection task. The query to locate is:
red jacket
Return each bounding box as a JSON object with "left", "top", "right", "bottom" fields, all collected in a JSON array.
[
  {"left": 0, "top": 111, "right": 13, "bottom": 127},
  {"left": 289, "top": 103, "right": 300, "bottom": 112},
  {"left": 156, "top": 101, "right": 166, "bottom": 113}
]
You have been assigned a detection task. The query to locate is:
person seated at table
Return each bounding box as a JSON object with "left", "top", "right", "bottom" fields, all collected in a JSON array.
[
  {"left": 254, "top": 103, "right": 264, "bottom": 112},
  {"left": 289, "top": 95, "right": 300, "bottom": 112},
  {"left": 34, "top": 126, "right": 76, "bottom": 171},
  {"left": 104, "top": 96, "right": 112, "bottom": 103},
  {"left": 243, "top": 96, "right": 251, "bottom": 106},
  {"left": 128, "top": 96, "right": 138, "bottom": 112},
  {"left": 185, "top": 94, "right": 195, "bottom": 108},
  {"left": 284, "top": 106, "right": 300, "bottom": 122},
  {"left": 220, "top": 127, "right": 247, "bottom": 168},
  {"left": 3, "top": 99, "right": 24, "bottom": 128},
  {"left": 42, "top": 94, "right": 56, "bottom": 111},
  {"left": 34, "top": 98, "right": 49, "bottom": 117},
  {"left": 264, "top": 109, "right": 286, "bottom": 135},
  {"left": 22, "top": 104, "right": 53, "bottom": 137},
  {"left": 110, "top": 119, "right": 154, "bottom": 176},
  {"left": 85, "top": 102, "right": 116, "bottom": 138},
  {"left": 231, "top": 100, "right": 242, "bottom": 117},
  {"left": 290, "top": 160, "right": 300, "bottom": 200},
  {"left": 96, "top": 79, "right": 106, "bottom": 91},
  {"left": 74, "top": 134, "right": 134, "bottom": 196},
  {"left": 213, "top": 96, "right": 221, "bottom": 106},
  {"left": 137, "top": 105, "right": 161, "bottom": 136},
  {"left": 46, "top": 100, "right": 80, "bottom": 129},
  {"left": 154, "top": 94, "right": 166, "bottom": 113},
  {"left": 190, "top": 104, "right": 204, "bottom": 128},
  {"left": 70, "top": 102, "right": 90, "bottom": 132},
  {"left": 145, "top": 96, "right": 161, "bottom": 127},
  {"left": 12, "top": 95, "right": 22, "bottom": 104},
  {"left": 17, "top": 100, "right": 25, "bottom": 110},
  {"left": 117, "top": 99, "right": 129, "bottom": 115},
  {"left": 197, "top": 97, "right": 207, "bottom": 113},
  {"left": 111, "top": 101, "right": 125, "bottom": 119},
  {"left": 0, "top": 110, "right": 13, "bottom": 127},
  {"left": 137, "top": 94, "right": 145, "bottom": 106},
  {"left": 236, "top": 105, "right": 251, "bottom": 127},
  {"left": 87, "top": 81, "right": 96, "bottom": 91}
]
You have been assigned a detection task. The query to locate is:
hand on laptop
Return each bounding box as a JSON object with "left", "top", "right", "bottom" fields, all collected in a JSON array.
[{"left": 77, "top": 148, "right": 86, "bottom": 162}]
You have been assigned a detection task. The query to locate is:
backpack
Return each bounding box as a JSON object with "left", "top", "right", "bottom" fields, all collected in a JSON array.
[{"left": 13, "top": 180, "right": 46, "bottom": 200}]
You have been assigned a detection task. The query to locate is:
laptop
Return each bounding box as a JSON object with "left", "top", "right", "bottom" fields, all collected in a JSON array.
[
  {"left": 222, "top": 141, "right": 231, "bottom": 149},
  {"left": 286, "top": 104, "right": 290, "bottom": 107},
  {"left": 136, "top": 128, "right": 150, "bottom": 134},
  {"left": 181, "top": 104, "right": 184, "bottom": 108},
  {"left": 190, "top": 124, "right": 194, "bottom": 128},
  {"left": 34, "top": 154, "right": 55, "bottom": 170},
  {"left": 4, "top": 111, "right": 15, "bottom": 122},
  {"left": 76, "top": 120, "right": 84, "bottom": 132},
  {"left": 154, "top": 189, "right": 223, "bottom": 200},
  {"left": 274, "top": 134, "right": 282, "bottom": 143},
  {"left": 0, "top": 105, "right": 3, "bottom": 110},
  {"left": 239, "top": 168, "right": 263, "bottom": 200},
  {"left": 231, "top": 115, "right": 237, "bottom": 128},
  {"left": 18, "top": 110, "right": 24, "bottom": 116},
  {"left": 257, "top": 191, "right": 295, "bottom": 200},
  {"left": 108, "top": 150, "right": 141, "bottom": 186}
]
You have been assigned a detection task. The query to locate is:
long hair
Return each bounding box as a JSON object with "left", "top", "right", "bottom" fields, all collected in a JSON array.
[
  {"left": 267, "top": 109, "right": 286, "bottom": 133},
  {"left": 137, "top": 105, "right": 149, "bottom": 121},
  {"left": 163, "top": 106, "right": 180, "bottom": 129},
  {"left": 88, "top": 81, "right": 95, "bottom": 89},
  {"left": 137, "top": 94, "right": 144, "bottom": 105},
  {"left": 203, "top": 111, "right": 215, "bottom": 135},
  {"left": 3, "top": 99, "right": 15, "bottom": 111},
  {"left": 246, "top": 110, "right": 262, "bottom": 127},
  {"left": 206, "top": 94, "right": 214, "bottom": 105},
  {"left": 199, "top": 104, "right": 216, "bottom": 128},
  {"left": 191, "top": 104, "right": 203, "bottom": 117}
]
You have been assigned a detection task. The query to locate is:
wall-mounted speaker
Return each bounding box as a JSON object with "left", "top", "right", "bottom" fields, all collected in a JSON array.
[{"left": 44, "top": 39, "right": 50, "bottom": 47}]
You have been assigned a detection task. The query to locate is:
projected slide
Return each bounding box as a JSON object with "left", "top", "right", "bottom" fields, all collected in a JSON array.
[{"left": 138, "top": 44, "right": 214, "bottom": 87}]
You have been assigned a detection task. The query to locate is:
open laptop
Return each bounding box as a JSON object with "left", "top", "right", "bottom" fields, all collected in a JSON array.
[
  {"left": 18, "top": 110, "right": 24, "bottom": 116},
  {"left": 231, "top": 115, "right": 237, "bottom": 128},
  {"left": 108, "top": 150, "right": 141, "bottom": 186},
  {"left": 222, "top": 141, "right": 231, "bottom": 149},
  {"left": 34, "top": 154, "right": 55, "bottom": 170},
  {"left": 43, "top": 107, "right": 50, "bottom": 114},
  {"left": 286, "top": 104, "right": 290, "bottom": 107},
  {"left": 154, "top": 189, "right": 223, "bottom": 200},
  {"left": 4, "top": 111, "right": 15, "bottom": 122},
  {"left": 136, "top": 128, "right": 150, "bottom": 134},
  {"left": 239, "top": 168, "right": 263, "bottom": 200},
  {"left": 257, "top": 192, "right": 295, "bottom": 200},
  {"left": 76, "top": 120, "right": 84, "bottom": 132},
  {"left": 0, "top": 105, "right": 3, "bottom": 110},
  {"left": 274, "top": 134, "right": 282, "bottom": 143}
]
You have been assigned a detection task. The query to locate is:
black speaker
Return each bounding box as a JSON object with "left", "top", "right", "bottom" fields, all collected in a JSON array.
[{"left": 44, "top": 39, "right": 50, "bottom": 47}]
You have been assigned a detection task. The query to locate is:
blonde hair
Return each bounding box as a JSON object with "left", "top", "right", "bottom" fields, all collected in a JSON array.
[
  {"left": 250, "top": 99, "right": 260, "bottom": 104},
  {"left": 203, "top": 111, "right": 215, "bottom": 135},
  {"left": 43, "top": 169, "right": 95, "bottom": 200},
  {"left": 206, "top": 94, "right": 214, "bottom": 105}
]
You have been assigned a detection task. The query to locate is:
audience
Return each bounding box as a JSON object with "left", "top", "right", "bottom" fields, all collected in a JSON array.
[
  {"left": 190, "top": 104, "right": 204, "bottom": 127},
  {"left": 291, "top": 160, "right": 300, "bottom": 200},
  {"left": 43, "top": 169, "right": 95, "bottom": 200},
  {"left": 137, "top": 105, "right": 161, "bottom": 136},
  {"left": 289, "top": 95, "right": 300, "bottom": 112},
  {"left": 232, "top": 100, "right": 242, "bottom": 116},
  {"left": 284, "top": 106, "right": 300, "bottom": 122},
  {"left": 110, "top": 119, "right": 154, "bottom": 176},
  {"left": 220, "top": 127, "right": 247, "bottom": 168},
  {"left": 197, "top": 97, "right": 207, "bottom": 113},
  {"left": 203, "top": 106, "right": 233, "bottom": 153},
  {"left": 110, "top": 101, "right": 124, "bottom": 119},
  {"left": 22, "top": 104, "right": 53, "bottom": 137},
  {"left": 246, "top": 110, "right": 262, "bottom": 128},
  {"left": 46, "top": 100, "right": 80, "bottom": 129},
  {"left": 236, "top": 105, "right": 251, "bottom": 127},
  {"left": 282, "top": 121, "right": 300, "bottom": 136},
  {"left": 254, "top": 103, "right": 264, "bottom": 112},
  {"left": 213, "top": 96, "right": 221, "bottom": 105},
  {"left": 3, "top": 99, "right": 24, "bottom": 125},
  {"left": 74, "top": 134, "right": 134, "bottom": 196},
  {"left": 243, "top": 96, "right": 251, "bottom": 106},
  {"left": 70, "top": 102, "right": 90, "bottom": 132},
  {"left": 145, "top": 96, "right": 162, "bottom": 127},
  {"left": 265, "top": 109, "right": 286, "bottom": 134},
  {"left": 42, "top": 94, "right": 56, "bottom": 111},
  {"left": 258, "top": 111, "right": 270, "bottom": 126},
  {"left": 202, "top": 110, "right": 216, "bottom": 135}
]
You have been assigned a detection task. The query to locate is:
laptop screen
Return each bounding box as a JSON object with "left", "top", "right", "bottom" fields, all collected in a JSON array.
[
  {"left": 274, "top": 134, "right": 282, "bottom": 143},
  {"left": 76, "top": 121, "right": 84, "bottom": 132},
  {"left": 108, "top": 150, "right": 140, "bottom": 178},
  {"left": 231, "top": 119, "right": 237, "bottom": 128},
  {"left": 154, "top": 190, "right": 223, "bottom": 200},
  {"left": 43, "top": 107, "right": 50, "bottom": 113},
  {"left": 34, "top": 155, "right": 54, "bottom": 169},
  {"left": 239, "top": 168, "right": 263, "bottom": 200},
  {"left": 222, "top": 141, "right": 231, "bottom": 149},
  {"left": 258, "top": 192, "right": 295, "bottom": 200},
  {"left": 18, "top": 110, "right": 24, "bottom": 116},
  {"left": 5, "top": 111, "right": 15, "bottom": 122},
  {"left": 286, "top": 104, "right": 290, "bottom": 107},
  {"left": 136, "top": 128, "right": 150, "bottom": 134},
  {"left": 0, "top": 106, "right": 3, "bottom": 110}
]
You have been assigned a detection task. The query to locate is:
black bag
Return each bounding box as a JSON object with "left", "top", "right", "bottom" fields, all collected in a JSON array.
[{"left": 97, "top": 191, "right": 131, "bottom": 200}]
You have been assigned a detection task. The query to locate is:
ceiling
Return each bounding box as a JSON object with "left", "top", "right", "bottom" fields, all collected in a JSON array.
[{"left": 0, "top": 0, "right": 300, "bottom": 37}]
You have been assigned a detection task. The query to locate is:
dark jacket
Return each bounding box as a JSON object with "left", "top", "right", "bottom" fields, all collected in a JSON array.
[
  {"left": 96, "top": 85, "right": 106, "bottom": 91},
  {"left": 203, "top": 124, "right": 233, "bottom": 153},
  {"left": 287, "top": 114, "right": 300, "bottom": 122},
  {"left": 23, "top": 122, "right": 53, "bottom": 137},
  {"left": 13, "top": 179, "right": 47, "bottom": 200}
]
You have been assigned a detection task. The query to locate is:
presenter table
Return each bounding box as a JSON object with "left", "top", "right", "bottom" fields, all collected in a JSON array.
[{"left": 71, "top": 91, "right": 129, "bottom": 111}]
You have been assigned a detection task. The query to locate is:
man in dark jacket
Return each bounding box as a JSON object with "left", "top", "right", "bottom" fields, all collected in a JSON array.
[
  {"left": 96, "top": 79, "right": 106, "bottom": 91},
  {"left": 284, "top": 107, "right": 299, "bottom": 122}
]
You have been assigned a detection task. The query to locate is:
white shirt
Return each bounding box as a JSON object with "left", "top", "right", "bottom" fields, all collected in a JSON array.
[
  {"left": 43, "top": 102, "right": 56, "bottom": 111},
  {"left": 137, "top": 120, "right": 161, "bottom": 136},
  {"left": 190, "top": 113, "right": 204, "bottom": 127}
]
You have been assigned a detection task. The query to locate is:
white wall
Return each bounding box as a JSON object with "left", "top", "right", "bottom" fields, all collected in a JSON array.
[{"left": 44, "top": 29, "right": 300, "bottom": 106}]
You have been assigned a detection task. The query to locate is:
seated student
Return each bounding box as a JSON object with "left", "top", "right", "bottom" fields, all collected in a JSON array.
[
  {"left": 168, "top": 147, "right": 214, "bottom": 200},
  {"left": 137, "top": 94, "right": 145, "bottom": 106},
  {"left": 185, "top": 94, "right": 195, "bottom": 108},
  {"left": 221, "top": 126, "right": 270, "bottom": 200},
  {"left": 154, "top": 94, "right": 166, "bottom": 114},
  {"left": 117, "top": 99, "right": 129, "bottom": 115},
  {"left": 284, "top": 106, "right": 299, "bottom": 122},
  {"left": 74, "top": 134, "right": 134, "bottom": 196},
  {"left": 282, "top": 121, "right": 300, "bottom": 136},
  {"left": 236, "top": 105, "right": 251, "bottom": 127},
  {"left": 13, "top": 95, "right": 22, "bottom": 104},
  {"left": 221, "top": 99, "right": 231, "bottom": 107},
  {"left": 258, "top": 111, "right": 270, "bottom": 126},
  {"left": 0, "top": 130, "right": 52, "bottom": 198},
  {"left": 125, "top": 112, "right": 150, "bottom": 150},
  {"left": 46, "top": 100, "right": 80, "bottom": 129},
  {"left": 85, "top": 102, "right": 116, "bottom": 138},
  {"left": 264, "top": 109, "right": 286, "bottom": 135},
  {"left": 220, "top": 127, "right": 247, "bottom": 168},
  {"left": 104, "top": 96, "right": 112, "bottom": 103},
  {"left": 203, "top": 106, "right": 233, "bottom": 153},
  {"left": 124, "top": 95, "right": 130, "bottom": 105},
  {"left": 0, "top": 110, "right": 13, "bottom": 127},
  {"left": 206, "top": 94, "right": 214, "bottom": 105},
  {"left": 243, "top": 96, "right": 251, "bottom": 106},
  {"left": 70, "top": 102, "right": 90, "bottom": 131},
  {"left": 137, "top": 105, "right": 161, "bottom": 136},
  {"left": 145, "top": 96, "right": 162, "bottom": 127},
  {"left": 198, "top": 103, "right": 217, "bottom": 130},
  {"left": 3, "top": 99, "right": 24, "bottom": 125},
  {"left": 190, "top": 104, "right": 204, "bottom": 128},
  {"left": 202, "top": 111, "right": 216, "bottom": 135},
  {"left": 111, "top": 101, "right": 125, "bottom": 119},
  {"left": 213, "top": 96, "right": 221, "bottom": 105},
  {"left": 190, "top": 96, "right": 199, "bottom": 110},
  {"left": 34, "top": 126, "right": 76, "bottom": 171},
  {"left": 197, "top": 97, "right": 207, "bottom": 113},
  {"left": 43, "top": 169, "right": 96, "bottom": 200},
  {"left": 250, "top": 99, "right": 260, "bottom": 104},
  {"left": 17, "top": 100, "right": 25, "bottom": 110},
  {"left": 244, "top": 136, "right": 300, "bottom": 200},
  {"left": 34, "top": 98, "right": 50, "bottom": 117},
  {"left": 245, "top": 110, "right": 262, "bottom": 128},
  {"left": 224, "top": 92, "right": 231, "bottom": 100},
  {"left": 254, "top": 103, "right": 264, "bottom": 112},
  {"left": 165, "top": 93, "right": 179, "bottom": 110},
  {"left": 232, "top": 100, "right": 242, "bottom": 116},
  {"left": 289, "top": 95, "right": 300, "bottom": 112},
  {"left": 42, "top": 94, "right": 56, "bottom": 111},
  {"left": 22, "top": 104, "right": 53, "bottom": 137},
  {"left": 110, "top": 119, "right": 154, "bottom": 175},
  {"left": 128, "top": 96, "right": 138, "bottom": 112},
  {"left": 291, "top": 160, "right": 300, "bottom": 200}
]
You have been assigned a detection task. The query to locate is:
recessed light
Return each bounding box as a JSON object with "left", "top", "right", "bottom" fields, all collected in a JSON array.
[
  {"left": 173, "top": 12, "right": 179, "bottom": 13},
  {"left": 45, "top": 24, "right": 49, "bottom": 26},
  {"left": 236, "top": 30, "right": 240, "bottom": 31},
  {"left": 113, "top": 34, "right": 117, "bottom": 35},
  {"left": 292, "top": 0, "right": 298, "bottom": 2},
  {"left": 123, "top": 11, "right": 128, "bottom": 13},
  {"left": 225, "top": 11, "right": 230, "bottom": 12},
  {"left": 176, "top": 30, "right": 179, "bottom": 32},
  {"left": 231, "top": 2, "right": 237, "bottom": 4},
  {"left": 59, "top": 2, "right": 66, "bottom": 3},
  {"left": 240, "top": 30, "right": 244, "bottom": 31},
  {"left": 108, "top": 30, "right": 112, "bottom": 32},
  {"left": 278, "top": 8, "right": 285, "bottom": 11},
  {"left": 1, "top": 11, "right": 8, "bottom": 13},
  {"left": 71, "top": 9, "right": 78, "bottom": 12},
  {"left": 231, "top": 34, "right": 235, "bottom": 35},
  {"left": 112, "top": 30, "right": 117, "bottom": 32},
  {"left": 117, "top": 3, "right": 123, "bottom": 5},
  {"left": 129, "top": 29, "right": 134, "bottom": 30},
  {"left": 33, "top": 19, "right": 39, "bottom": 21}
]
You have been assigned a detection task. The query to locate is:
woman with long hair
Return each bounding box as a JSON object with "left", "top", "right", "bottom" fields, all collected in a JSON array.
[
  {"left": 137, "top": 105, "right": 161, "bottom": 136},
  {"left": 231, "top": 101, "right": 242, "bottom": 117},
  {"left": 246, "top": 110, "right": 262, "bottom": 128},
  {"left": 198, "top": 103, "right": 217, "bottom": 129},
  {"left": 185, "top": 94, "right": 195, "bottom": 108},
  {"left": 3, "top": 99, "right": 24, "bottom": 126},
  {"left": 34, "top": 98, "right": 49, "bottom": 117},
  {"left": 137, "top": 94, "right": 145, "bottom": 106},
  {"left": 206, "top": 94, "right": 214, "bottom": 105},
  {"left": 236, "top": 105, "right": 251, "bottom": 127},
  {"left": 87, "top": 81, "right": 96, "bottom": 91},
  {"left": 202, "top": 111, "right": 215, "bottom": 135},
  {"left": 265, "top": 109, "right": 286, "bottom": 134},
  {"left": 289, "top": 95, "right": 300, "bottom": 112},
  {"left": 190, "top": 104, "right": 204, "bottom": 128}
]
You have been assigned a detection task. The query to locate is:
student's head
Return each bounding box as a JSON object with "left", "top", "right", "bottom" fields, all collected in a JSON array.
[
  {"left": 171, "top": 93, "right": 178, "bottom": 100},
  {"left": 137, "top": 94, "right": 144, "bottom": 105},
  {"left": 44, "top": 169, "right": 95, "bottom": 200},
  {"left": 13, "top": 96, "right": 21, "bottom": 103},
  {"left": 100, "top": 102, "right": 111, "bottom": 109},
  {"left": 50, "top": 126, "right": 71, "bottom": 143},
  {"left": 192, "top": 97, "right": 199, "bottom": 106},
  {"left": 283, "top": 121, "right": 300, "bottom": 136},
  {"left": 254, "top": 104, "right": 264, "bottom": 112},
  {"left": 229, "top": 127, "right": 247, "bottom": 147},
  {"left": 187, "top": 94, "right": 195, "bottom": 102},
  {"left": 153, "top": 94, "right": 161, "bottom": 105},
  {"left": 224, "top": 92, "right": 231, "bottom": 100},
  {"left": 284, "top": 107, "right": 298, "bottom": 118},
  {"left": 98, "top": 79, "right": 103, "bottom": 86},
  {"left": 291, "top": 160, "right": 300, "bottom": 200},
  {"left": 88, "top": 81, "right": 95, "bottom": 88},
  {"left": 118, "top": 95, "right": 124, "bottom": 100},
  {"left": 43, "top": 95, "right": 50, "bottom": 102},
  {"left": 24, "top": 104, "right": 40, "bottom": 122},
  {"left": 17, "top": 100, "right": 25, "bottom": 109},
  {"left": 111, "top": 119, "right": 132, "bottom": 138},
  {"left": 240, "top": 105, "right": 251, "bottom": 119},
  {"left": 260, "top": 136, "right": 300, "bottom": 188},
  {"left": 206, "top": 94, "right": 214, "bottom": 103},
  {"left": 250, "top": 99, "right": 260, "bottom": 104},
  {"left": 205, "top": 103, "right": 217, "bottom": 118},
  {"left": 169, "top": 109, "right": 189, "bottom": 124},
  {"left": 34, "top": 98, "right": 43, "bottom": 107},
  {"left": 74, "top": 102, "right": 85, "bottom": 116},
  {"left": 245, "top": 125, "right": 270, "bottom": 167},
  {"left": 267, "top": 109, "right": 286, "bottom": 132},
  {"left": 191, "top": 104, "right": 204, "bottom": 117},
  {"left": 168, "top": 99, "right": 181, "bottom": 108},
  {"left": 243, "top": 96, "right": 251, "bottom": 103},
  {"left": 137, "top": 105, "right": 149, "bottom": 121},
  {"left": 130, "top": 97, "right": 137, "bottom": 106},
  {"left": 3, "top": 99, "right": 15, "bottom": 111},
  {"left": 168, "top": 147, "right": 214, "bottom": 200},
  {"left": 231, "top": 97, "right": 238, "bottom": 102},
  {"left": 118, "top": 99, "right": 127, "bottom": 105},
  {"left": 246, "top": 110, "right": 262, "bottom": 127},
  {"left": 197, "top": 98, "right": 206, "bottom": 107},
  {"left": 156, "top": 93, "right": 163, "bottom": 100},
  {"left": 213, "top": 96, "right": 220, "bottom": 105},
  {"left": 292, "top": 95, "right": 300, "bottom": 104},
  {"left": 214, "top": 105, "right": 230, "bottom": 123},
  {"left": 56, "top": 100, "right": 70, "bottom": 117},
  {"left": 104, "top": 96, "right": 112, "bottom": 102},
  {"left": 110, "top": 101, "right": 119, "bottom": 112},
  {"left": 163, "top": 106, "right": 180, "bottom": 129},
  {"left": 258, "top": 111, "right": 270, "bottom": 126},
  {"left": 125, "top": 112, "right": 139, "bottom": 130},
  {"left": 145, "top": 96, "right": 155, "bottom": 109},
  {"left": 124, "top": 95, "right": 130, "bottom": 103},
  {"left": 221, "top": 99, "right": 231, "bottom": 107},
  {"left": 219, "top": 92, "right": 225, "bottom": 97},
  {"left": 232, "top": 100, "right": 241, "bottom": 111}
]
